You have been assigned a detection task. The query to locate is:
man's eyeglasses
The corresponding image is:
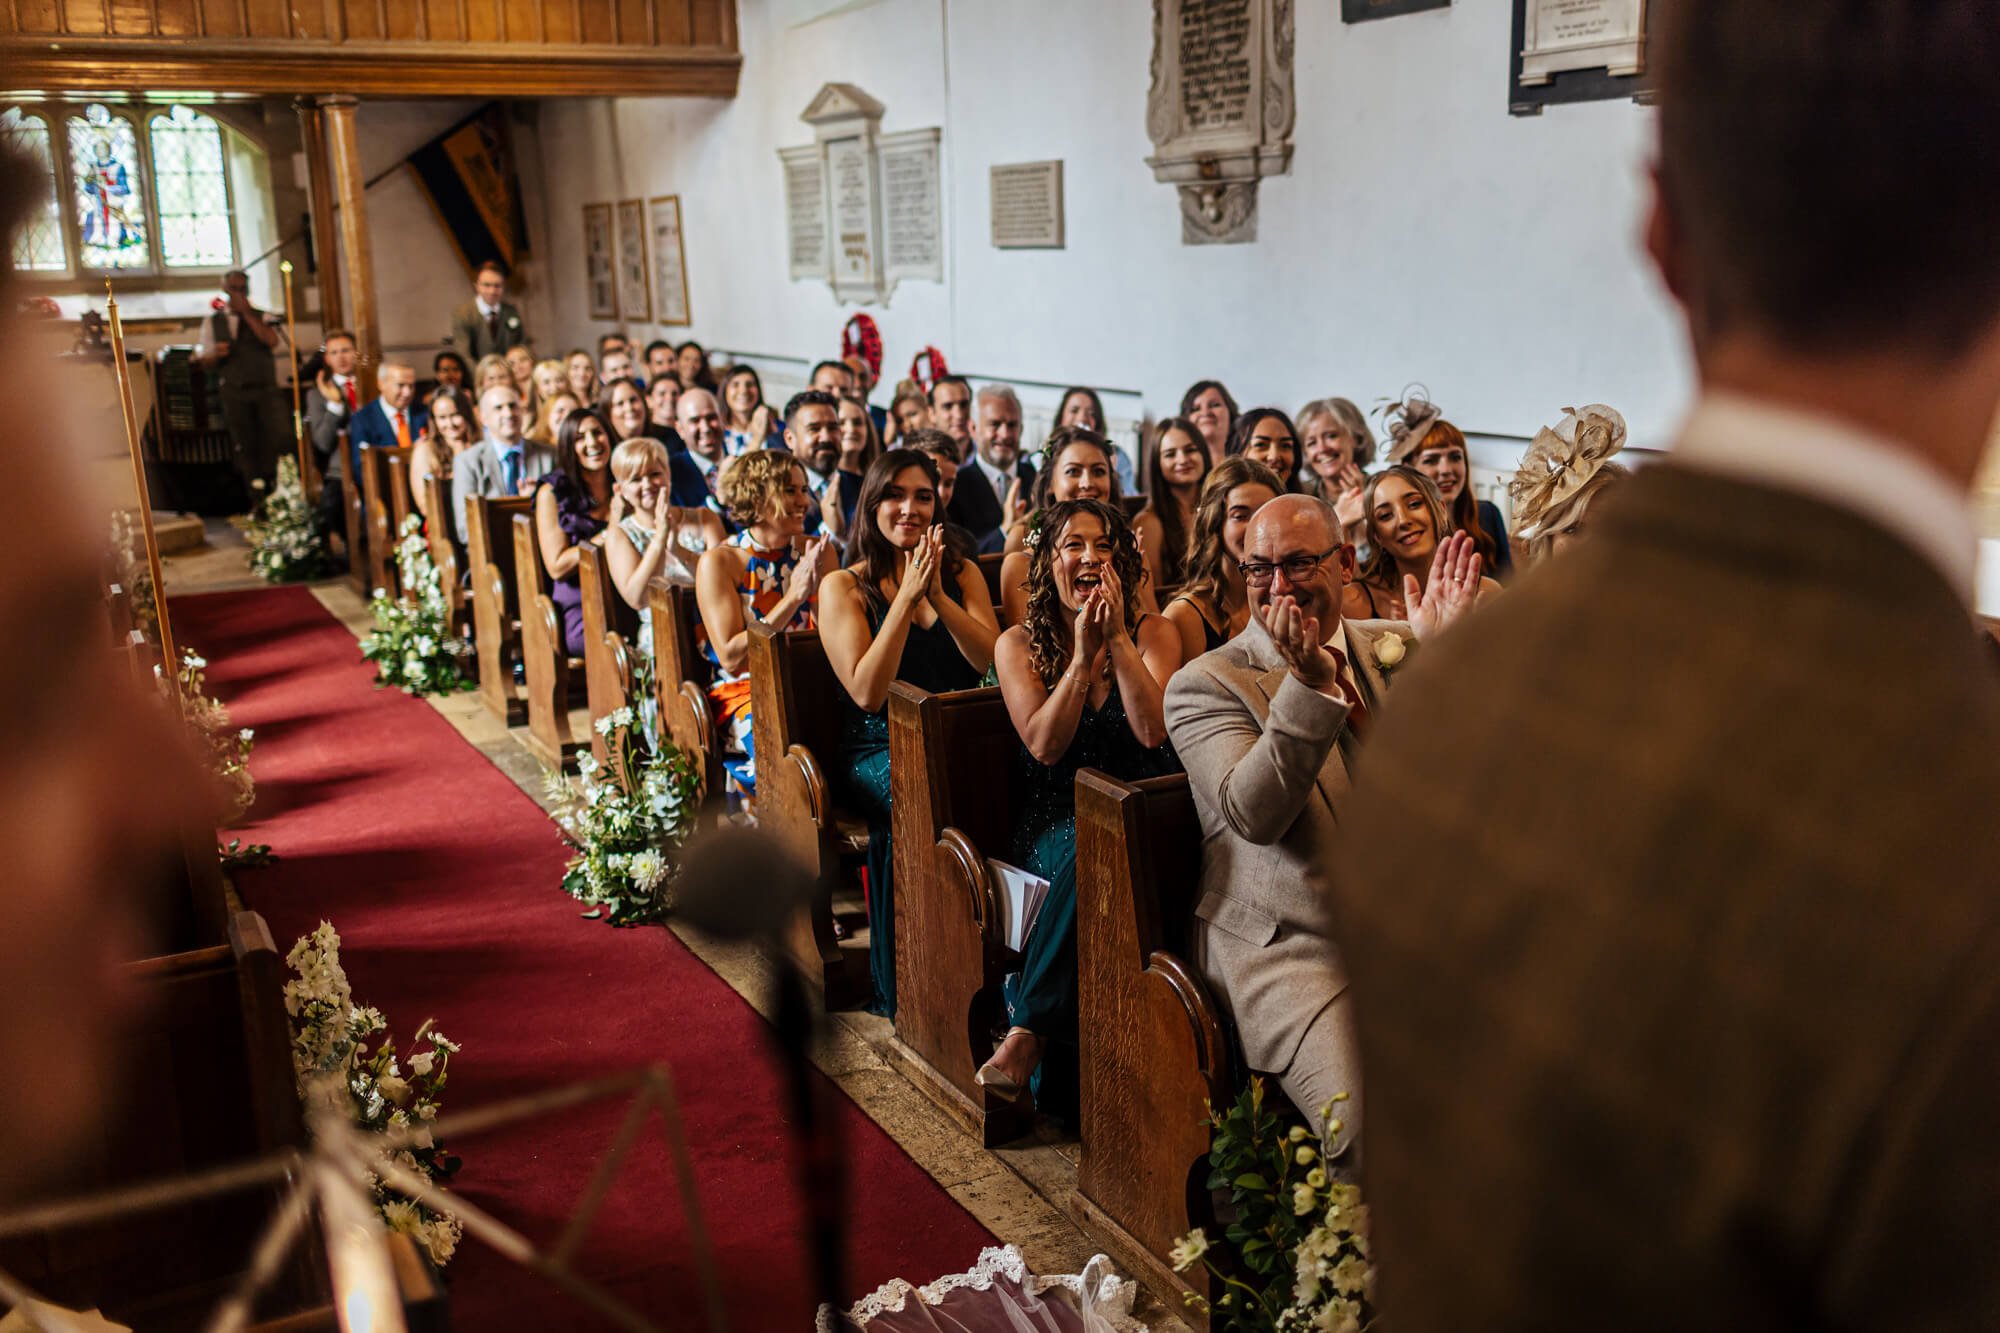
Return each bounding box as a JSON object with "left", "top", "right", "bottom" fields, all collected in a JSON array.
[{"left": 1238, "top": 546, "right": 1342, "bottom": 588}]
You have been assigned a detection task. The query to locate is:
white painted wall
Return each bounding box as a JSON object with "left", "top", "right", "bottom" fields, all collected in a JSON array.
[
  {"left": 352, "top": 100, "right": 556, "bottom": 365},
  {"left": 534, "top": 0, "right": 1691, "bottom": 448}
]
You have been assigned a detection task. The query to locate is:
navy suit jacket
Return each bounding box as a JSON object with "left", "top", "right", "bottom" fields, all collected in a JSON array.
[
  {"left": 347, "top": 399, "right": 429, "bottom": 477},
  {"left": 947, "top": 454, "right": 1035, "bottom": 548}
]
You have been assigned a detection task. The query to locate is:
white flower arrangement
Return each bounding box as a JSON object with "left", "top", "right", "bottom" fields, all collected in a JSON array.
[
  {"left": 544, "top": 708, "right": 702, "bottom": 926},
  {"left": 359, "top": 516, "right": 473, "bottom": 697},
  {"left": 1172, "top": 1078, "right": 1375, "bottom": 1332},
  {"left": 165, "top": 647, "right": 255, "bottom": 820},
  {"left": 245, "top": 457, "right": 330, "bottom": 584},
  {"left": 285, "top": 921, "right": 465, "bottom": 1267}
]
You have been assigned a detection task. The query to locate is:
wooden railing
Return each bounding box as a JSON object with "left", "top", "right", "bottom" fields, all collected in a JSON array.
[{"left": 0, "top": 0, "right": 739, "bottom": 96}]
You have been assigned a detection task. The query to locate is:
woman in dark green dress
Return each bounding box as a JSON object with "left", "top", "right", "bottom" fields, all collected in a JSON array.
[
  {"left": 984, "top": 498, "right": 1182, "bottom": 1122},
  {"left": 821, "top": 449, "right": 1001, "bottom": 1017}
]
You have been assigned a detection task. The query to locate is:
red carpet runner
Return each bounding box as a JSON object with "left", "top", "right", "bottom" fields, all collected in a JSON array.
[{"left": 172, "top": 586, "right": 994, "bottom": 1329}]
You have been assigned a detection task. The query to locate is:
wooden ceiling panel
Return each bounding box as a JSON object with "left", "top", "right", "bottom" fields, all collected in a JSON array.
[{"left": 0, "top": 0, "right": 740, "bottom": 96}]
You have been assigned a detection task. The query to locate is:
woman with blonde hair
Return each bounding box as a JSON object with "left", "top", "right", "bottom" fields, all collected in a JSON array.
[
  {"left": 694, "top": 449, "right": 838, "bottom": 803},
  {"left": 605, "top": 436, "right": 724, "bottom": 601},
  {"left": 564, "top": 348, "right": 600, "bottom": 405},
  {"left": 530, "top": 391, "right": 579, "bottom": 447},
  {"left": 1297, "top": 396, "right": 1375, "bottom": 542},
  {"left": 1344, "top": 464, "right": 1500, "bottom": 622},
  {"left": 473, "top": 352, "right": 514, "bottom": 398},
  {"left": 1160, "top": 456, "right": 1284, "bottom": 663},
  {"left": 410, "top": 386, "right": 478, "bottom": 527},
  {"left": 1507, "top": 404, "right": 1630, "bottom": 564},
  {"left": 531, "top": 357, "right": 568, "bottom": 415}
]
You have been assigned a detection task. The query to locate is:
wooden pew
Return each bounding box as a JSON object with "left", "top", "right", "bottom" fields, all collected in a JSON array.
[
  {"left": 512, "top": 511, "right": 582, "bottom": 770},
  {"left": 884, "top": 683, "right": 1034, "bottom": 1146},
  {"left": 359, "top": 444, "right": 414, "bottom": 597},
  {"left": 646, "top": 578, "right": 723, "bottom": 806},
  {"left": 418, "top": 473, "right": 471, "bottom": 645},
  {"left": 465, "top": 495, "right": 531, "bottom": 725},
  {"left": 576, "top": 544, "right": 638, "bottom": 768},
  {"left": 0, "top": 910, "right": 323, "bottom": 1326},
  {"left": 974, "top": 551, "right": 1005, "bottom": 606},
  {"left": 747, "top": 622, "right": 871, "bottom": 1009},
  {"left": 1071, "top": 770, "right": 1234, "bottom": 1318},
  {"left": 385, "top": 450, "right": 417, "bottom": 537},
  {"left": 342, "top": 449, "right": 369, "bottom": 597}
]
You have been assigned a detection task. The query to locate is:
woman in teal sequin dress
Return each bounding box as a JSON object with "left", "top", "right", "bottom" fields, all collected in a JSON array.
[
  {"left": 985, "top": 498, "right": 1182, "bottom": 1123},
  {"left": 821, "top": 449, "right": 1000, "bottom": 1016}
]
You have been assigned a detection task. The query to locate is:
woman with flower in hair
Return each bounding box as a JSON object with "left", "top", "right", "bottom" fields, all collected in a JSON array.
[
  {"left": 996, "top": 425, "right": 1123, "bottom": 625},
  {"left": 983, "top": 499, "right": 1182, "bottom": 1121},
  {"left": 1507, "top": 404, "right": 1631, "bottom": 564},
  {"left": 1382, "top": 391, "right": 1512, "bottom": 578},
  {"left": 1161, "top": 457, "right": 1285, "bottom": 663},
  {"left": 1344, "top": 465, "right": 1502, "bottom": 623},
  {"left": 695, "top": 449, "right": 837, "bottom": 802},
  {"left": 821, "top": 449, "right": 1000, "bottom": 1016}
]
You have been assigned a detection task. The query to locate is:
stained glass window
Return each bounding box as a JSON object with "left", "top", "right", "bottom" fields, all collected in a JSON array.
[
  {"left": 1, "top": 108, "right": 65, "bottom": 273},
  {"left": 150, "top": 106, "right": 233, "bottom": 269},
  {"left": 67, "top": 104, "right": 149, "bottom": 270}
]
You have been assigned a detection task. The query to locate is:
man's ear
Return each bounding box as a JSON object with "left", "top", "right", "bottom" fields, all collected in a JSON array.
[
  {"left": 1643, "top": 161, "right": 1688, "bottom": 312},
  {"left": 1336, "top": 542, "right": 1358, "bottom": 587}
]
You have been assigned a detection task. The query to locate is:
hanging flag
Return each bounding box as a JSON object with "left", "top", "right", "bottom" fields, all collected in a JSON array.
[{"left": 406, "top": 103, "right": 530, "bottom": 275}]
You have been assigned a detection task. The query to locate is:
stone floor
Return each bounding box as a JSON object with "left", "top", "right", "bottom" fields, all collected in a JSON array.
[{"left": 168, "top": 519, "right": 1194, "bottom": 1330}]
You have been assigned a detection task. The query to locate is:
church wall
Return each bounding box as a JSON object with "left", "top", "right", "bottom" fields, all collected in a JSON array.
[{"left": 536, "top": 0, "right": 1690, "bottom": 446}]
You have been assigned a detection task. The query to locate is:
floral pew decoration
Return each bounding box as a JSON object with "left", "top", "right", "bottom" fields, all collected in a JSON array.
[
  {"left": 246, "top": 456, "right": 331, "bottom": 584},
  {"left": 1171, "top": 1078, "right": 1374, "bottom": 1333},
  {"left": 285, "top": 921, "right": 465, "bottom": 1268},
  {"left": 360, "top": 515, "right": 475, "bottom": 697},
  {"left": 544, "top": 706, "right": 702, "bottom": 927}
]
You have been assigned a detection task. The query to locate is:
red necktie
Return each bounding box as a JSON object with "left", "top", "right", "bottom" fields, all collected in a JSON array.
[
  {"left": 1327, "top": 645, "right": 1371, "bottom": 741},
  {"left": 394, "top": 408, "right": 411, "bottom": 448},
  {"left": 344, "top": 379, "right": 358, "bottom": 411}
]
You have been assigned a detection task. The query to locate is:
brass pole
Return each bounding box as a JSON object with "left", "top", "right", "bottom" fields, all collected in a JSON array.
[
  {"left": 281, "top": 258, "right": 311, "bottom": 495},
  {"left": 105, "top": 284, "right": 179, "bottom": 683}
]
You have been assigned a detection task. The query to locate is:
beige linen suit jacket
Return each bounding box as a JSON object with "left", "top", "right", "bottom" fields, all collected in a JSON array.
[
  {"left": 1338, "top": 463, "right": 2000, "bottom": 1331},
  {"left": 1164, "top": 615, "right": 1409, "bottom": 1074}
]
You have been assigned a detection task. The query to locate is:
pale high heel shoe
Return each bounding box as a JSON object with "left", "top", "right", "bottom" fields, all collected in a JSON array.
[{"left": 975, "top": 1027, "right": 1039, "bottom": 1105}]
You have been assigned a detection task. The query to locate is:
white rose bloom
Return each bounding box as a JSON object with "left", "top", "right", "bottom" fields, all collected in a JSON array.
[{"left": 1374, "top": 632, "right": 1406, "bottom": 667}]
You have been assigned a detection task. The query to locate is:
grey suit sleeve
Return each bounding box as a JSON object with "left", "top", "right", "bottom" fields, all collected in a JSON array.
[
  {"left": 1166, "top": 665, "right": 1348, "bottom": 846},
  {"left": 450, "top": 457, "right": 477, "bottom": 546},
  {"left": 306, "top": 394, "right": 343, "bottom": 457}
]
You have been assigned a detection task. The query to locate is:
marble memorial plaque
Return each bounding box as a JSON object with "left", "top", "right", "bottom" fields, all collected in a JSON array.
[
  {"left": 780, "top": 145, "right": 827, "bottom": 281},
  {"left": 990, "top": 161, "right": 1064, "bottom": 249},
  {"left": 827, "top": 135, "right": 877, "bottom": 292},
  {"left": 1146, "top": 0, "right": 1294, "bottom": 245},
  {"left": 880, "top": 128, "right": 943, "bottom": 281},
  {"left": 1520, "top": 0, "right": 1645, "bottom": 85}
]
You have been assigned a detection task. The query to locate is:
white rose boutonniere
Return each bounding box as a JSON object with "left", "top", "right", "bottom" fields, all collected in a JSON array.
[
  {"left": 1373, "top": 631, "right": 1407, "bottom": 672},
  {"left": 507, "top": 314, "right": 520, "bottom": 329}
]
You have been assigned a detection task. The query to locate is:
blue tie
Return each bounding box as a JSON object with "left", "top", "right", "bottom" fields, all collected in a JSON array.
[{"left": 502, "top": 447, "right": 522, "bottom": 495}]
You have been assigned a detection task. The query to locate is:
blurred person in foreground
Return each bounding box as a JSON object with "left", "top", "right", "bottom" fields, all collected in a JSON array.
[
  {"left": 1336, "top": 4, "right": 2000, "bottom": 1329},
  {"left": 0, "top": 144, "right": 211, "bottom": 1202}
]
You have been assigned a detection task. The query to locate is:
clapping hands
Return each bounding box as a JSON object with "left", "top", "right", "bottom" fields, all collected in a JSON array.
[
  {"left": 1259, "top": 594, "right": 1339, "bottom": 692},
  {"left": 1406, "top": 530, "right": 1482, "bottom": 640}
]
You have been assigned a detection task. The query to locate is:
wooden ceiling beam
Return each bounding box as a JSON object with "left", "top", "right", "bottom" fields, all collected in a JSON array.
[{"left": 0, "top": 36, "right": 740, "bottom": 98}]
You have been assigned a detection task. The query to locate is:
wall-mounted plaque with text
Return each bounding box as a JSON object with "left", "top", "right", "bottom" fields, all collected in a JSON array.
[
  {"left": 1510, "top": 0, "right": 1651, "bottom": 115},
  {"left": 777, "top": 83, "right": 942, "bottom": 305},
  {"left": 989, "top": 161, "right": 1064, "bottom": 249},
  {"left": 1342, "top": 0, "right": 1448, "bottom": 23}
]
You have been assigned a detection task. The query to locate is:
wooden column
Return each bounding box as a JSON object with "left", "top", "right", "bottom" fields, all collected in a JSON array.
[
  {"left": 320, "top": 94, "right": 380, "bottom": 400},
  {"left": 293, "top": 97, "right": 344, "bottom": 337}
]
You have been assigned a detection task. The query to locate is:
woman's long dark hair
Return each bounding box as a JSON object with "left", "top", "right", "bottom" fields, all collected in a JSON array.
[
  {"left": 677, "top": 340, "right": 717, "bottom": 391},
  {"left": 1356, "top": 465, "right": 1455, "bottom": 591},
  {"left": 1228, "top": 406, "right": 1304, "bottom": 493},
  {"left": 552, "top": 407, "right": 612, "bottom": 496},
  {"left": 1179, "top": 378, "right": 1239, "bottom": 455},
  {"left": 1031, "top": 425, "right": 1123, "bottom": 509},
  {"left": 846, "top": 449, "right": 963, "bottom": 613},
  {"left": 596, "top": 379, "right": 648, "bottom": 442},
  {"left": 719, "top": 363, "right": 765, "bottom": 431},
  {"left": 1057, "top": 385, "right": 1108, "bottom": 434},
  {"left": 1143, "top": 417, "right": 1209, "bottom": 587},
  {"left": 1021, "top": 498, "right": 1147, "bottom": 688}
]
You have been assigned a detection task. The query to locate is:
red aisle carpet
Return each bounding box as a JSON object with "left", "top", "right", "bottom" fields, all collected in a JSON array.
[{"left": 171, "top": 586, "right": 995, "bottom": 1329}]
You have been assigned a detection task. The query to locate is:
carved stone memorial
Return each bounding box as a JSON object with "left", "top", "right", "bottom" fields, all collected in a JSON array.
[
  {"left": 778, "top": 83, "right": 943, "bottom": 306},
  {"left": 1519, "top": 0, "right": 1646, "bottom": 85},
  {"left": 1145, "top": 0, "right": 1295, "bottom": 246}
]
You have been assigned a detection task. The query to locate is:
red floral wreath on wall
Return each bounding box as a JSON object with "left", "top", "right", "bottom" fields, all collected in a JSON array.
[
  {"left": 908, "top": 345, "right": 949, "bottom": 394},
  {"left": 841, "top": 314, "right": 883, "bottom": 386}
]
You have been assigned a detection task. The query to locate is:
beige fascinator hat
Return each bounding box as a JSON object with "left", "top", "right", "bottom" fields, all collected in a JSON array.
[
  {"left": 1508, "top": 404, "right": 1628, "bottom": 541},
  {"left": 1378, "top": 385, "right": 1444, "bottom": 465}
]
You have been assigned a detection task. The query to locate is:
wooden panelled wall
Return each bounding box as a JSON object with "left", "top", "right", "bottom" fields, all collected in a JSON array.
[{"left": 0, "top": 0, "right": 738, "bottom": 96}]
